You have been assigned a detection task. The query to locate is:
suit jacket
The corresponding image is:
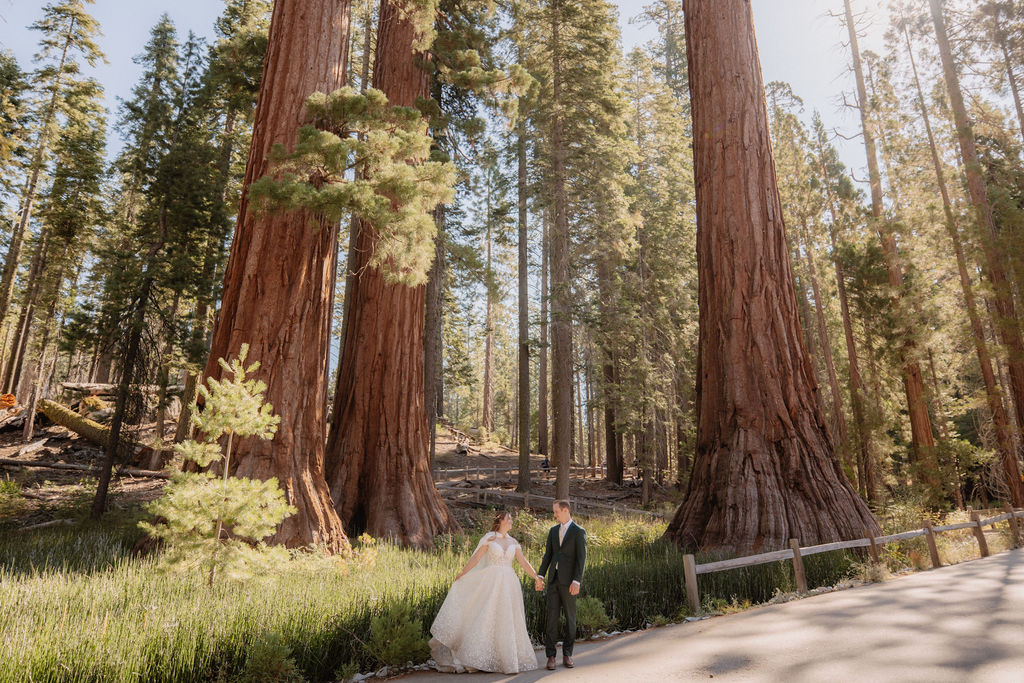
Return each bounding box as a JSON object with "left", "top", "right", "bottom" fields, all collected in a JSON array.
[{"left": 538, "top": 521, "right": 587, "bottom": 586}]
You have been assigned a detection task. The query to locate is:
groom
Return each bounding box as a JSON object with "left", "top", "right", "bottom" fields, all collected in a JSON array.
[{"left": 536, "top": 499, "right": 587, "bottom": 670}]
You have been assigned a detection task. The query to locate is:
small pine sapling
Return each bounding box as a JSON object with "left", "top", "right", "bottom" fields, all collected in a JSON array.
[{"left": 140, "top": 344, "right": 296, "bottom": 584}]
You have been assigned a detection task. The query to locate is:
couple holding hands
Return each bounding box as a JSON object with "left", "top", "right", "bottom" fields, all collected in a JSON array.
[{"left": 429, "top": 500, "right": 588, "bottom": 674}]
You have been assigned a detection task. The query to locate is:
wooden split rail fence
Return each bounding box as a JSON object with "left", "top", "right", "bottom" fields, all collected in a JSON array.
[
  {"left": 433, "top": 464, "right": 604, "bottom": 483},
  {"left": 682, "top": 506, "right": 1024, "bottom": 614}
]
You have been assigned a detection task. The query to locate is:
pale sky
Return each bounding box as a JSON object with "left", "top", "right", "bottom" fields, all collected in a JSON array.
[{"left": 0, "top": 0, "right": 891, "bottom": 184}]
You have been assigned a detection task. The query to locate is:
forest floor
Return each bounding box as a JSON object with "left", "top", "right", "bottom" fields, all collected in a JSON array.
[
  {"left": 431, "top": 428, "right": 683, "bottom": 524},
  {"left": 0, "top": 421, "right": 166, "bottom": 530},
  {"left": 400, "top": 547, "right": 1024, "bottom": 682},
  {"left": 0, "top": 419, "right": 680, "bottom": 531}
]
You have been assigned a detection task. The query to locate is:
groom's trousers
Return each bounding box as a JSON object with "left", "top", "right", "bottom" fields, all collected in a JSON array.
[{"left": 544, "top": 568, "right": 576, "bottom": 657}]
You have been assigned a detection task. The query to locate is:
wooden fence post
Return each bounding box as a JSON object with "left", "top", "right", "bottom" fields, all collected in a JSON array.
[
  {"left": 865, "top": 528, "right": 880, "bottom": 564},
  {"left": 1004, "top": 504, "right": 1021, "bottom": 548},
  {"left": 1003, "top": 507, "right": 1019, "bottom": 548},
  {"left": 683, "top": 554, "right": 700, "bottom": 614},
  {"left": 970, "top": 511, "right": 990, "bottom": 557},
  {"left": 790, "top": 539, "right": 808, "bottom": 594},
  {"left": 923, "top": 521, "right": 942, "bottom": 568}
]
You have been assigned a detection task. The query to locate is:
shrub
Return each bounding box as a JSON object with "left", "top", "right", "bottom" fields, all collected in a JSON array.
[
  {"left": 240, "top": 633, "right": 307, "bottom": 683},
  {"left": 851, "top": 561, "right": 890, "bottom": 583},
  {"left": 576, "top": 596, "right": 614, "bottom": 637},
  {"left": 333, "top": 660, "right": 361, "bottom": 683},
  {"left": 366, "top": 602, "right": 430, "bottom": 668},
  {"left": 0, "top": 477, "right": 24, "bottom": 519}
]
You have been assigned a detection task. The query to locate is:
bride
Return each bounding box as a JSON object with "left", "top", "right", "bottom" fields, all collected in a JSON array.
[{"left": 429, "top": 510, "right": 542, "bottom": 674}]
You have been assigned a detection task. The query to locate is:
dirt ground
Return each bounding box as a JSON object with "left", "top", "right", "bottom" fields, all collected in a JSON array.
[
  {"left": 1, "top": 421, "right": 677, "bottom": 530},
  {"left": 0, "top": 421, "right": 167, "bottom": 529}
]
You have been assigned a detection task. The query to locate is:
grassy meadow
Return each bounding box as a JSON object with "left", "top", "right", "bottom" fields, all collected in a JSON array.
[{"left": 0, "top": 481, "right": 1015, "bottom": 683}]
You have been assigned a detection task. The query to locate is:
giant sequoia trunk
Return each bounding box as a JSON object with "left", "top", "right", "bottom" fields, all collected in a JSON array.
[
  {"left": 664, "top": 0, "right": 878, "bottom": 554},
  {"left": 842, "top": 0, "right": 940, "bottom": 496},
  {"left": 324, "top": 0, "right": 458, "bottom": 548},
  {"left": 930, "top": 0, "right": 1024, "bottom": 507},
  {"left": 200, "top": 0, "right": 350, "bottom": 551}
]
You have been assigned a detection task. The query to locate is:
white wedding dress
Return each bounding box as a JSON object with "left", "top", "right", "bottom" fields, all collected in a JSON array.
[{"left": 429, "top": 532, "right": 539, "bottom": 674}]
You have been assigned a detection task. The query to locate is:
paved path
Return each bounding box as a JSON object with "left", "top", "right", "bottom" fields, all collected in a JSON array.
[{"left": 400, "top": 548, "right": 1024, "bottom": 682}]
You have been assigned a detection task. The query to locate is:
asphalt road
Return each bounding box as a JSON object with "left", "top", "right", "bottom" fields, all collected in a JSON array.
[{"left": 400, "top": 548, "right": 1024, "bottom": 682}]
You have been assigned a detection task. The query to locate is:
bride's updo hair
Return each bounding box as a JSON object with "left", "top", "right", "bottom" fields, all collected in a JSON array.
[{"left": 490, "top": 510, "right": 512, "bottom": 532}]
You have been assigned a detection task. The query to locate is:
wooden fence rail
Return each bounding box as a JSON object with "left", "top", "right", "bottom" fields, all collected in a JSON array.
[
  {"left": 682, "top": 507, "right": 1024, "bottom": 613},
  {"left": 433, "top": 464, "right": 604, "bottom": 483}
]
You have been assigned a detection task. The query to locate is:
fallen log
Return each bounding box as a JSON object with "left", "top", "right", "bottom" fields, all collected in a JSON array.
[
  {"left": 37, "top": 399, "right": 157, "bottom": 465},
  {"left": 18, "top": 519, "right": 76, "bottom": 532},
  {"left": 39, "top": 399, "right": 111, "bottom": 448},
  {"left": 0, "top": 458, "right": 170, "bottom": 479},
  {"left": 60, "top": 383, "right": 185, "bottom": 396}
]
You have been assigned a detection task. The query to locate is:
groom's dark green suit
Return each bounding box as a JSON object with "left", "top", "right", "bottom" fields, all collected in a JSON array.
[{"left": 537, "top": 521, "right": 587, "bottom": 658}]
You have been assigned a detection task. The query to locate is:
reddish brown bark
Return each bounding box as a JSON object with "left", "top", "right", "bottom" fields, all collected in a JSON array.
[
  {"left": 665, "top": 0, "right": 878, "bottom": 554},
  {"left": 324, "top": 0, "right": 458, "bottom": 548},
  {"left": 549, "top": 0, "right": 572, "bottom": 501},
  {"left": 516, "top": 106, "right": 531, "bottom": 493},
  {"left": 602, "top": 358, "right": 622, "bottom": 484},
  {"left": 843, "top": 0, "right": 940, "bottom": 496},
  {"left": 538, "top": 211, "right": 549, "bottom": 457},
  {"left": 929, "top": 0, "right": 1024, "bottom": 507},
  {"left": 201, "top": 0, "right": 351, "bottom": 552}
]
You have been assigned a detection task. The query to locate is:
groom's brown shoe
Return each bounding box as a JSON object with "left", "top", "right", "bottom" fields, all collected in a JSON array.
[
  {"left": 546, "top": 657, "right": 556, "bottom": 670},
  {"left": 563, "top": 656, "right": 574, "bottom": 668}
]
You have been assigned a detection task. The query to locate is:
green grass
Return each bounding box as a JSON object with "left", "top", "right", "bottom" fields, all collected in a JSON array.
[{"left": 0, "top": 507, "right": 860, "bottom": 683}]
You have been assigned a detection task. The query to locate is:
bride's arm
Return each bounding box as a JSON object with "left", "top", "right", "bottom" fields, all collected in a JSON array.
[
  {"left": 454, "top": 535, "right": 491, "bottom": 580},
  {"left": 514, "top": 545, "right": 541, "bottom": 581}
]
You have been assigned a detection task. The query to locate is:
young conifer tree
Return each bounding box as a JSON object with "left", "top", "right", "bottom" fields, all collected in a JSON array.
[{"left": 141, "top": 345, "right": 294, "bottom": 585}]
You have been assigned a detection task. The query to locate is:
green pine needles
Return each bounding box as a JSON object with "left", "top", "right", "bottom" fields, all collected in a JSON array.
[
  {"left": 249, "top": 86, "right": 456, "bottom": 287},
  {"left": 140, "top": 344, "right": 295, "bottom": 585}
]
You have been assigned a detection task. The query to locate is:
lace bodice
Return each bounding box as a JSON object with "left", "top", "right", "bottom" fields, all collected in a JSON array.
[{"left": 483, "top": 537, "right": 518, "bottom": 568}]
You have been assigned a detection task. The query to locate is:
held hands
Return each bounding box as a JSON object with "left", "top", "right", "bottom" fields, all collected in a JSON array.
[{"left": 534, "top": 576, "right": 545, "bottom": 592}]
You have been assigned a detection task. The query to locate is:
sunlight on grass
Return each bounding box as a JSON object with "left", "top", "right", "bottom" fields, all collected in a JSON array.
[{"left": 5, "top": 503, "right": 1010, "bottom": 682}]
